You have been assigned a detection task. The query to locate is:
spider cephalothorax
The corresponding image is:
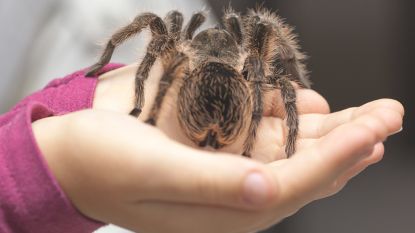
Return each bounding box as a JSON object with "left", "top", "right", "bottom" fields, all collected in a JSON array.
[{"left": 86, "top": 7, "right": 310, "bottom": 157}]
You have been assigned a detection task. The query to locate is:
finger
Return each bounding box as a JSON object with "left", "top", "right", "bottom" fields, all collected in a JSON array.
[
  {"left": 252, "top": 102, "right": 401, "bottom": 161},
  {"left": 128, "top": 142, "right": 278, "bottom": 210},
  {"left": 296, "top": 89, "right": 330, "bottom": 115},
  {"left": 263, "top": 88, "right": 330, "bottom": 117},
  {"left": 250, "top": 119, "right": 318, "bottom": 162},
  {"left": 299, "top": 99, "right": 404, "bottom": 138},
  {"left": 132, "top": 138, "right": 383, "bottom": 233},
  {"left": 250, "top": 117, "right": 285, "bottom": 162},
  {"left": 296, "top": 138, "right": 318, "bottom": 151},
  {"left": 108, "top": 201, "right": 278, "bottom": 233},
  {"left": 252, "top": 137, "right": 319, "bottom": 163},
  {"left": 269, "top": 112, "right": 391, "bottom": 207},
  {"left": 331, "top": 142, "right": 384, "bottom": 194}
]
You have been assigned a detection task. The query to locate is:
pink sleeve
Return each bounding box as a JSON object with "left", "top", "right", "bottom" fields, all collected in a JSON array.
[{"left": 0, "top": 64, "right": 124, "bottom": 233}]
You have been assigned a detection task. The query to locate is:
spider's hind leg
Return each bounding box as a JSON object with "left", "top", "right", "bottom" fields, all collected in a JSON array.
[
  {"left": 245, "top": 9, "right": 305, "bottom": 157},
  {"left": 248, "top": 9, "right": 310, "bottom": 88},
  {"left": 268, "top": 75, "right": 299, "bottom": 157}
]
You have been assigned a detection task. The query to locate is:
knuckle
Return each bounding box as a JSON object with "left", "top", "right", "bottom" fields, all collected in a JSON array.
[{"left": 193, "top": 172, "right": 237, "bottom": 204}]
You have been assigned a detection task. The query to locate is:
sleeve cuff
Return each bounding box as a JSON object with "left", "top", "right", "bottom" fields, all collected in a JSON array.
[{"left": 0, "top": 102, "right": 103, "bottom": 233}]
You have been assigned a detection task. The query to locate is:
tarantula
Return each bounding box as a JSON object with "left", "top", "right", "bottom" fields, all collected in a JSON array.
[{"left": 85, "top": 7, "right": 310, "bottom": 157}]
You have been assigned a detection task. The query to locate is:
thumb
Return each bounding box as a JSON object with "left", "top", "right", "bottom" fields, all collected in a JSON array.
[
  {"left": 128, "top": 139, "right": 278, "bottom": 210},
  {"left": 63, "top": 110, "right": 278, "bottom": 211}
]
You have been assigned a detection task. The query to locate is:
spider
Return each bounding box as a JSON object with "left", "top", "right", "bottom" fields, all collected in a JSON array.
[{"left": 85, "top": 7, "right": 310, "bottom": 157}]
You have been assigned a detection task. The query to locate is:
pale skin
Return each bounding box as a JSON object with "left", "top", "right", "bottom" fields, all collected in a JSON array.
[{"left": 32, "top": 62, "right": 404, "bottom": 233}]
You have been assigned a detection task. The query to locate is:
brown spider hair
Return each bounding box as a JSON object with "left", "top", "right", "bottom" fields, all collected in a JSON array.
[{"left": 86, "top": 6, "right": 310, "bottom": 157}]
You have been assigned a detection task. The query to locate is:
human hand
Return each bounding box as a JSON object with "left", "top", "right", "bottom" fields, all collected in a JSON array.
[
  {"left": 32, "top": 98, "right": 403, "bottom": 233},
  {"left": 32, "top": 63, "right": 404, "bottom": 233},
  {"left": 92, "top": 64, "right": 332, "bottom": 161}
]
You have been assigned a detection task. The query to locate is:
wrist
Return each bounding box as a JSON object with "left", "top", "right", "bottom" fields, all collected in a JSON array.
[
  {"left": 32, "top": 116, "right": 77, "bottom": 207},
  {"left": 32, "top": 116, "right": 67, "bottom": 167}
]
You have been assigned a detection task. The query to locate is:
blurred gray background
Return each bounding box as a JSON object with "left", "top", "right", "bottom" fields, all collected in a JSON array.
[
  {"left": 209, "top": 1, "right": 414, "bottom": 233},
  {"left": 1, "top": 0, "right": 414, "bottom": 232}
]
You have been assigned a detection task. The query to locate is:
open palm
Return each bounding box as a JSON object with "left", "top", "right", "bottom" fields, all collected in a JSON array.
[
  {"left": 94, "top": 63, "right": 402, "bottom": 173},
  {"left": 81, "top": 63, "right": 404, "bottom": 232}
]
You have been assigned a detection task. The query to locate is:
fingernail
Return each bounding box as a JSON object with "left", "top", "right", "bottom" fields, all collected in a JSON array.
[
  {"left": 243, "top": 172, "right": 269, "bottom": 205},
  {"left": 391, "top": 127, "right": 403, "bottom": 135}
]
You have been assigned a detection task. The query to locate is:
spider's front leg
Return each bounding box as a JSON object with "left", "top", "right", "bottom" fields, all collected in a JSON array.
[
  {"left": 144, "top": 11, "right": 206, "bottom": 125},
  {"left": 223, "top": 7, "right": 243, "bottom": 45},
  {"left": 130, "top": 34, "right": 174, "bottom": 117},
  {"left": 85, "top": 13, "right": 167, "bottom": 77},
  {"left": 181, "top": 11, "right": 207, "bottom": 40},
  {"left": 144, "top": 53, "right": 188, "bottom": 125},
  {"left": 241, "top": 14, "right": 273, "bottom": 157},
  {"left": 127, "top": 14, "right": 173, "bottom": 117},
  {"left": 143, "top": 10, "right": 184, "bottom": 125},
  {"left": 242, "top": 57, "right": 265, "bottom": 157}
]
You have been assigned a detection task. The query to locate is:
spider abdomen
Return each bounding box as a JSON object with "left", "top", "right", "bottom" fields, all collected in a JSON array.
[{"left": 178, "top": 62, "right": 252, "bottom": 149}]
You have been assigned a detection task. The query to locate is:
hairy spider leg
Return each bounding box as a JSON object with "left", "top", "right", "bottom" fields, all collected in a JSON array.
[
  {"left": 144, "top": 11, "right": 185, "bottom": 124},
  {"left": 145, "top": 10, "right": 209, "bottom": 125},
  {"left": 241, "top": 22, "right": 270, "bottom": 157},
  {"left": 86, "top": 13, "right": 167, "bottom": 77},
  {"left": 130, "top": 30, "right": 174, "bottom": 117},
  {"left": 165, "top": 10, "right": 184, "bottom": 41},
  {"left": 266, "top": 74, "right": 299, "bottom": 157},
  {"left": 248, "top": 9, "right": 306, "bottom": 157},
  {"left": 277, "top": 76, "right": 298, "bottom": 156},
  {"left": 131, "top": 11, "right": 207, "bottom": 118},
  {"left": 248, "top": 8, "right": 310, "bottom": 88},
  {"left": 181, "top": 11, "right": 207, "bottom": 40},
  {"left": 222, "top": 7, "right": 243, "bottom": 45}
]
